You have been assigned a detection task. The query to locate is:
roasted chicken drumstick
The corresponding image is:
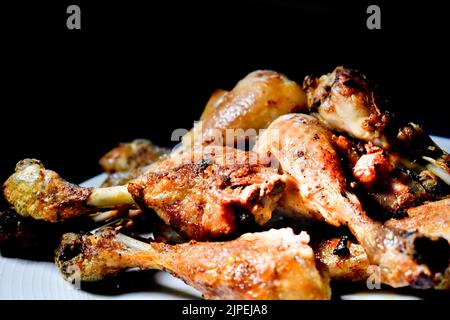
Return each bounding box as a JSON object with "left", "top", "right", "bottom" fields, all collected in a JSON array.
[
  {"left": 254, "top": 113, "right": 446, "bottom": 288},
  {"left": 3, "top": 147, "right": 285, "bottom": 240},
  {"left": 180, "top": 70, "right": 307, "bottom": 151},
  {"left": 55, "top": 228, "right": 330, "bottom": 300}
]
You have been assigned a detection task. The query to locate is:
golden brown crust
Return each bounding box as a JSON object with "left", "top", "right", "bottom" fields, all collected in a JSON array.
[
  {"left": 254, "top": 114, "right": 436, "bottom": 288},
  {"left": 304, "top": 66, "right": 389, "bottom": 148},
  {"left": 164, "top": 229, "right": 330, "bottom": 299},
  {"left": 254, "top": 113, "right": 352, "bottom": 226},
  {"left": 56, "top": 228, "right": 331, "bottom": 300},
  {"left": 128, "top": 147, "right": 285, "bottom": 240},
  {"left": 316, "top": 230, "right": 450, "bottom": 290},
  {"left": 3, "top": 159, "right": 96, "bottom": 222},
  {"left": 181, "top": 70, "right": 307, "bottom": 150}
]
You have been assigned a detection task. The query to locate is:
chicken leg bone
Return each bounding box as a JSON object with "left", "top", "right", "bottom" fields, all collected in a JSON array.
[
  {"left": 55, "top": 228, "right": 331, "bottom": 300},
  {"left": 254, "top": 113, "right": 439, "bottom": 288},
  {"left": 3, "top": 147, "right": 286, "bottom": 241}
]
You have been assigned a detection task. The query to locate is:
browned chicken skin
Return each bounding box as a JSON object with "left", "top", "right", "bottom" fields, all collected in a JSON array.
[
  {"left": 315, "top": 200, "right": 450, "bottom": 287},
  {"left": 305, "top": 67, "right": 450, "bottom": 214},
  {"left": 316, "top": 199, "right": 450, "bottom": 289},
  {"left": 332, "top": 132, "right": 448, "bottom": 215},
  {"left": 181, "top": 70, "right": 307, "bottom": 151},
  {"left": 3, "top": 67, "right": 450, "bottom": 297},
  {"left": 317, "top": 238, "right": 450, "bottom": 291},
  {"left": 2, "top": 159, "right": 134, "bottom": 222},
  {"left": 254, "top": 113, "right": 444, "bottom": 288},
  {"left": 304, "top": 66, "right": 390, "bottom": 148},
  {"left": 3, "top": 147, "right": 285, "bottom": 241},
  {"left": 56, "top": 229, "right": 330, "bottom": 299},
  {"left": 55, "top": 228, "right": 331, "bottom": 300},
  {"left": 2, "top": 159, "right": 100, "bottom": 222},
  {"left": 128, "top": 146, "right": 286, "bottom": 240},
  {"left": 101, "top": 71, "right": 306, "bottom": 184}
]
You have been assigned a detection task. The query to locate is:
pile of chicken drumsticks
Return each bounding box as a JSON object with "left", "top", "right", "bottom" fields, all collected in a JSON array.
[{"left": 2, "top": 67, "right": 450, "bottom": 299}]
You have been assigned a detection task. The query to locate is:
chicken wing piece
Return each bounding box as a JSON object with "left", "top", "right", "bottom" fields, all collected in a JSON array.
[
  {"left": 3, "top": 147, "right": 285, "bottom": 241},
  {"left": 303, "top": 66, "right": 390, "bottom": 148},
  {"left": 254, "top": 113, "right": 445, "bottom": 288},
  {"left": 55, "top": 228, "right": 331, "bottom": 300},
  {"left": 180, "top": 70, "right": 307, "bottom": 151},
  {"left": 99, "top": 139, "right": 169, "bottom": 173}
]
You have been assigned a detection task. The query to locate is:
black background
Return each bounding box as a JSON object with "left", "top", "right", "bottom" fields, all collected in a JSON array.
[{"left": 1, "top": 0, "right": 449, "bottom": 184}]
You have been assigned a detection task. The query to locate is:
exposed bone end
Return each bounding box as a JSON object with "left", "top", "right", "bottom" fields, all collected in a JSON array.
[
  {"left": 3, "top": 159, "right": 95, "bottom": 222},
  {"left": 55, "top": 230, "right": 131, "bottom": 282},
  {"left": 56, "top": 228, "right": 331, "bottom": 300},
  {"left": 88, "top": 185, "right": 134, "bottom": 208},
  {"left": 385, "top": 198, "right": 450, "bottom": 243},
  {"left": 316, "top": 234, "right": 450, "bottom": 290},
  {"left": 374, "top": 229, "right": 445, "bottom": 289}
]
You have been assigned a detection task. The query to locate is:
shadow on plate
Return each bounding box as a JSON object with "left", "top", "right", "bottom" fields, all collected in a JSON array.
[{"left": 79, "top": 269, "right": 199, "bottom": 299}]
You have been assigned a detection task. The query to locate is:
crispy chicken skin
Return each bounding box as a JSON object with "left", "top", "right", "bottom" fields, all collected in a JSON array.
[
  {"left": 304, "top": 66, "right": 389, "bottom": 148},
  {"left": 3, "top": 67, "right": 450, "bottom": 297},
  {"left": 55, "top": 228, "right": 331, "bottom": 300},
  {"left": 99, "top": 139, "right": 169, "bottom": 173},
  {"left": 255, "top": 114, "right": 354, "bottom": 226},
  {"left": 181, "top": 70, "right": 307, "bottom": 150},
  {"left": 316, "top": 201, "right": 450, "bottom": 286},
  {"left": 128, "top": 146, "right": 286, "bottom": 240},
  {"left": 3, "top": 147, "right": 285, "bottom": 241},
  {"left": 317, "top": 238, "right": 450, "bottom": 290},
  {"left": 2, "top": 159, "right": 135, "bottom": 222},
  {"left": 102, "top": 71, "right": 306, "bottom": 182},
  {"left": 2, "top": 159, "right": 97, "bottom": 222},
  {"left": 254, "top": 114, "right": 440, "bottom": 288}
]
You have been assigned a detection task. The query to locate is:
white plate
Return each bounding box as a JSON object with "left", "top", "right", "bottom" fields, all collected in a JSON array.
[{"left": 1, "top": 136, "right": 449, "bottom": 300}]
